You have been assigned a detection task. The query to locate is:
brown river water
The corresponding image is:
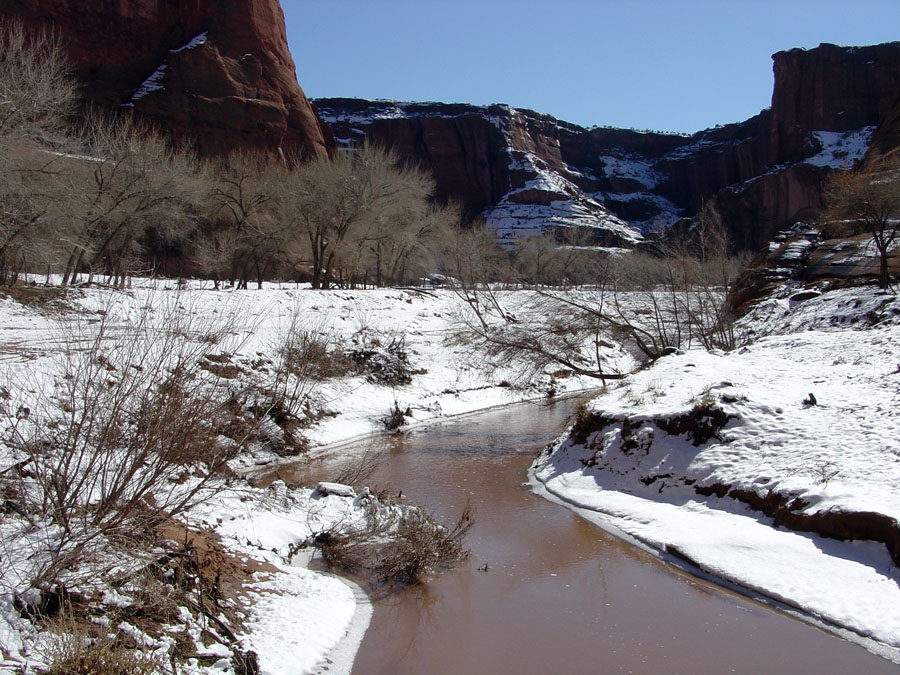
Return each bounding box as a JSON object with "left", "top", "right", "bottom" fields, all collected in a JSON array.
[{"left": 268, "top": 398, "right": 898, "bottom": 674}]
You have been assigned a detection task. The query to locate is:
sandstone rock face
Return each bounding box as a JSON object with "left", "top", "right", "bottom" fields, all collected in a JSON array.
[
  {"left": 861, "top": 87, "right": 900, "bottom": 165},
  {"left": 1, "top": 0, "right": 333, "bottom": 157},
  {"left": 771, "top": 43, "right": 900, "bottom": 161},
  {"left": 319, "top": 42, "right": 900, "bottom": 251}
]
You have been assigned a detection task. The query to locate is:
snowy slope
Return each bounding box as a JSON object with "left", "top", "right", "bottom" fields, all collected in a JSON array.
[{"left": 532, "top": 284, "right": 900, "bottom": 660}]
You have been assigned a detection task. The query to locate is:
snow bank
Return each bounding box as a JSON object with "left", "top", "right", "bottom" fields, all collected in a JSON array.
[
  {"left": 531, "top": 284, "right": 900, "bottom": 659},
  {"left": 0, "top": 281, "right": 600, "bottom": 674}
]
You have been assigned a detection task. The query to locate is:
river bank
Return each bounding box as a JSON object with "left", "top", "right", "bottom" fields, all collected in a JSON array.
[
  {"left": 531, "top": 283, "right": 900, "bottom": 661},
  {"left": 2, "top": 279, "right": 898, "bottom": 671},
  {"left": 0, "top": 281, "right": 603, "bottom": 674}
]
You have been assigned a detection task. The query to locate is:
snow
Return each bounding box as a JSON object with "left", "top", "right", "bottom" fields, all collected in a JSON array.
[
  {"left": 484, "top": 196, "right": 641, "bottom": 246},
  {"left": 185, "top": 481, "right": 377, "bottom": 674},
  {"left": 129, "top": 64, "right": 167, "bottom": 103},
  {"left": 0, "top": 281, "right": 599, "bottom": 675},
  {"left": 240, "top": 566, "right": 357, "bottom": 675},
  {"left": 531, "top": 283, "right": 900, "bottom": 659},
  {"left": 596, "top": 154, "right": 662, "bottom": 189},
  {"left": 124, "top": 32, "right": 209, "bottom": 105},
  {"left": 805, "top": 127, "right": 877, "bottom": 168},
  {"left": 4, "top": 274, "right": 900, "bottom": 666},
  {"left": 487, "top": 149, "right": 643, "bottom": 245},
  {"left": 317, "top": 100, "right": 509, "bottom": 132},
  {"left": 171, "top": 32, "right": 209, "bottom": 54}
]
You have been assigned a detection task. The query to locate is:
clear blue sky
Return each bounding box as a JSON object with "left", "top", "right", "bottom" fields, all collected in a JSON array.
[{"left": 283, "top": 1, "right": 900, "bottom": 134}]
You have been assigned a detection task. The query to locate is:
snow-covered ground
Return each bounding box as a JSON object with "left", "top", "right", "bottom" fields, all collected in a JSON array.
[
  {"left": 531, "top": 283, "right": 900, "bottom": 661},
  {"left": 4, "top": 275, "right": 899, "bottom": 668},
  {"left": 0, "top": 281, "right": 598, "bottom": 675}
]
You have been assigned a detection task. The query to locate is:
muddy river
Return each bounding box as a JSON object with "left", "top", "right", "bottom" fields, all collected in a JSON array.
[{"left": 273, "top": 398, "right": 897, "bottom": 674}]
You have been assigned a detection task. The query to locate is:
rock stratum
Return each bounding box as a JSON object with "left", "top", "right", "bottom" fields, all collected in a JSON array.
[
  {"left": 0, "top": 0, "right": 333, "bottom": 158},
  {"left": 318, "top": 42, "right": 900, "bottom": 251}
]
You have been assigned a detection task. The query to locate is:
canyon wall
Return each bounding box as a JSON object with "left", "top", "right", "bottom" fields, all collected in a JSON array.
[
  {"left": 319, "top": 42, "right": 900, "bottom": 251},
  {"left": 0, "top": 0, "right": 333, "bottom": 157}
]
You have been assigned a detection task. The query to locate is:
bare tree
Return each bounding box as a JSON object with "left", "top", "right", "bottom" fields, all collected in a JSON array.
[
  {"left": 0, "top": 19, "right": 77, "bottom": 141},
  {"left": 0, "top": 20, "right": 79, "bottom": 282},
  {"left": 282, "top": 144, "right": 435, "bottom": 289},
  {"left": 59, "top": 116, "right": 201, "bottom": 287},
  {"left": 824, "top": 155, "right": 900, "bottom": 290},
  {"left": 205, "top": 151, "right": 288, "bottom": 289}
]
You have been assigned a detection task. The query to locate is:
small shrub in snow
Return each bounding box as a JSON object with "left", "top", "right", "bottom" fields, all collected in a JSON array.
[
  {"left": 317, "top": 497, "right": 472, "bottom": 588},
  {"left": 350, "top": 334, "right": 422, "bottom": 386},
  {"left": 383, "top": 402, "right": 411, "bottom": 431},
  {"left": 40, "top": 614, "right": 163, "bottom": 675},
  {"left": 278, "top": 328, "right": 355, "bottom": 382}
]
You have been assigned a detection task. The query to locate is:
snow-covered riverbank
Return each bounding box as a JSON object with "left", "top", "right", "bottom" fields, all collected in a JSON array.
[
  {"left": 5, "top": 277, "right": 897, "bottom": 669},
  {"left": 531, "top": 284, "right": 900, "bottom": 660},
  {"left": 0, "top": 282, "right": 601, "bottom": 674}
]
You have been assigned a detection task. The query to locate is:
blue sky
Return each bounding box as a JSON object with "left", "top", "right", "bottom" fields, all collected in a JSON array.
[{"left": 283, "top": 1, "right": 900, "bottom": 134}]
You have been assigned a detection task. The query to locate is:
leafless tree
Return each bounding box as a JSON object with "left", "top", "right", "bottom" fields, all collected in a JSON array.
[
  {"left": 57, "top": 115, "right": 202, "bottom": 287},
  {"left": 0, "top": 19, "right": 77, "bottom": 141},
  {"left": 282, "top": 144, "right": 436, "bottom": 289},
  {"left": 205, "top": 151, "right": 287, "bottom": 289},
  {"left": 824, "top": 155, "right": 900, "bottom": 290},
  {"left": 0, "top": 20, "right": 79, "bottom": 283}
]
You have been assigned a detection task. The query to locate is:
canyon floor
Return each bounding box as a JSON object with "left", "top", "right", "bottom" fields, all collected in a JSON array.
[{"left": 0, "top": 277, "right": 897, "bottom": 671}]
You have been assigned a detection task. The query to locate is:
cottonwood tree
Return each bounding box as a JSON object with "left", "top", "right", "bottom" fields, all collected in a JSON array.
[
  {"left": 356, "top": 201, "right": 460, "bottom": 287},
  {"left": 825, "top": 155, "right": 900, "bottom": 290},
  {"left": 0, "top": 20, "right": 76, "bottom": 141},
  {"left": 205, "top": 151, "right": 287, "bottom": 289},
  {"left": 59, "top": 116, "right": 200, "bottom": 287},
  {"left": 0, "top": 138, "right": 67, "bottom": 283},
  {"left": 512, "top": 228, "right": 596, "bottom": 288},
  {"left": 282, "top": 144, "right": 436, "bottom": 289},
  {"left": 0, "top": 20, "right": 78, "bottom": 282}
]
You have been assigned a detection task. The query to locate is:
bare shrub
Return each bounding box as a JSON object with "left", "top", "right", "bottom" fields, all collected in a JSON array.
[
  {"left": 318, "top": 500, "right": 472, "bottom": 588},
  {"left": 44, "top": 633, "right": 163, "bottom": 675},
  {"left": 279, "top": 326, "right": 354, "bottom": 381},
  {"left": 449, "top": 204, "right": 748, "bottom": 383},
  {"left": 332, "top": 443, "right": 384, "bottom": 488},
  {"left": 1, "top": 294, "right": 252, "bottom": 589},
  {"left": 259, "top": 311, "right": 352, "bottom": 455},
  {"left": 383, "top": 402, "right": 411, "bottom": 431},
  {"left": 350, "top": 334, "right": 423, "bottom": 386},
  {"left": 36, "top": 607, "right": 164, "bottom": 675}
]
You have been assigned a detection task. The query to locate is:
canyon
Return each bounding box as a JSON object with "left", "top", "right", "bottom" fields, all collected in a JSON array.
[
  {"left": 318, "top": 42, "right": 900, "bottom": 250},
  {"left": 3, "top": 1, "right": 900, "bottom": 250}
]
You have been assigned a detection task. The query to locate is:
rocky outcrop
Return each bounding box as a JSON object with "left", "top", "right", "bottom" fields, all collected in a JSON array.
[
  {"left": 727, "top": 223, "right": 900, "bottom": 315},
  {"left": 861, "top": 85, "right": 900, "bottom": 165},
  {"left": 1, "top": 0, "right": 333, "bottom": 157},
  {"left": 319, "top": 42, "right": 900, "bottom": 251},
  {"left": 771, "top": 43, "right": 900, "bottom": 161}
]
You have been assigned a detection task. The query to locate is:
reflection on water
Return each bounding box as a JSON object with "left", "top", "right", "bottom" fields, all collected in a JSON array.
[{"left": 272, "top": 399, "right": 898, "bottom": 674}]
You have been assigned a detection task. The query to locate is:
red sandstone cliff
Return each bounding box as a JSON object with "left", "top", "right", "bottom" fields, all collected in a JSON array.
[
  {"left": 319, "top": 42, "right": 900, "bottom": 252},
  {"left": 0, "top": 0, "right": 334, "bottom": 157}
]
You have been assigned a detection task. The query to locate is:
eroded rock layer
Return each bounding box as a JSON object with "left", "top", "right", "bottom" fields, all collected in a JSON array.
[{"left": 319, "top": 42, "right": 900, "bottom": 251}]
